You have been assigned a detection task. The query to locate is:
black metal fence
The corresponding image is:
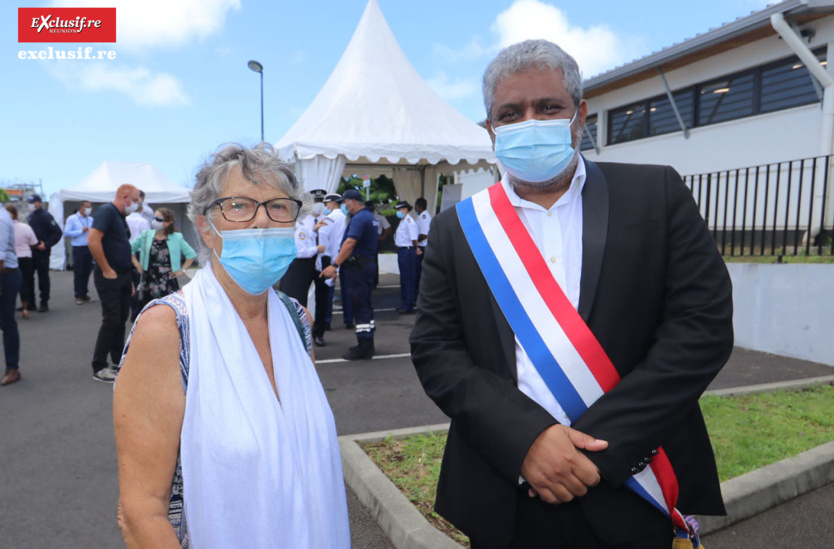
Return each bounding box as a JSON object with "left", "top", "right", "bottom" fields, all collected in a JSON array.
[{"left": 683, "top": 155, "right": 834, "bottom": 257}]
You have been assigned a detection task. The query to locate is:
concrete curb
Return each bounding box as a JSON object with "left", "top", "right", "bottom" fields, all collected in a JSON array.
[
  {"left": 340, "top": 425, "right": 458, "bottom": 549},
  {"left": 697, "top": 440, "right": 834, "bottom": 535},
  {"left": 704, "top": 375, "right": 834, "bottom": 397},
  {"left": 342, "top": 382, "right": 834, "bottom": 548}
]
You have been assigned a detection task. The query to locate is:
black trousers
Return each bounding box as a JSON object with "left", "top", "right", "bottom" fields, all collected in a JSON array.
[
  {"left": 278, "top": 257, "right": 316, "bottom": 307},
  {"left": 340, "top": 260, "right": 375, "bottom": 341},
  {"left": 312, "top": 271, "right": 331, "bottom": 338},
  {"left": 470, "top": 491, "right": 671, "bottom": 549},
  {"left": 72, "top": 246, "right": 93, "bottom": 298},
  {"left": 31, "top": 248, "right": 51, "bottom": 305},
  {"left": 91, "top": 268, "right": 132, "bottom": 373},
  {"left": 17, "top": 257, "right": 34, "bottom": 309}
]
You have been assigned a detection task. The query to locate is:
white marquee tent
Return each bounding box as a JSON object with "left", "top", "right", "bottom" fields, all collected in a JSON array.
[
  {"left": 48, "top": 161, "right": 195, "bottom": 270},
  {"left": 275, "top": 0, "right": 496, "bottom": 213}
]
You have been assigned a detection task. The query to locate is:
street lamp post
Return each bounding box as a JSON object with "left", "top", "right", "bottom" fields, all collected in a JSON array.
[{"left": 248, "top": 60, "right": 264, "bottom": 143}]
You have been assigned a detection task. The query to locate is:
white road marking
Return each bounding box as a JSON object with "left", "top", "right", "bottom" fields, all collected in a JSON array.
[{"left": 316, "top": 353, "right": 411, "bottom": 364}]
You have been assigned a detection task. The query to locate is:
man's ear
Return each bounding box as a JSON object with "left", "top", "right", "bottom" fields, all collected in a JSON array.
[{"left": 486, "top": 119, "right": 496, "bottom": 149}]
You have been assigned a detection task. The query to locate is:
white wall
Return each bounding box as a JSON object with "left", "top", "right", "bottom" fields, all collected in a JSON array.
[
  {"left": 584, "top": 16, "right": 834, "bottom": 175},
  {"left": 727, "top": 263, "right": 834, "bottom": 366}
]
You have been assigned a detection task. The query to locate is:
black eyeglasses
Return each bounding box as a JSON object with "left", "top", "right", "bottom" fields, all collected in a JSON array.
[
  {"left": 207, "top": 196, "right": 302, "bottom": 223},
  {"left": 153, "top": 216, "right": 165, "bottom": 223}
]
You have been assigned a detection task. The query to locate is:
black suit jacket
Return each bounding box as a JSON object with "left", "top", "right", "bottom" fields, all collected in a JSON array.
[{"left": 410, "top": 159, "right": 733, "bottom": 547}]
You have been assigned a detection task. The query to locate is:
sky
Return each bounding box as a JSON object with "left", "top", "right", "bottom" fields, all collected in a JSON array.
[{"left": 1, "top": 0, "right": 773, "bottom": 197}]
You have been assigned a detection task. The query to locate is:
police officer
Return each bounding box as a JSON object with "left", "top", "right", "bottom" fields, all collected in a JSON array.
[
  {"left": 414, "top": 197, "right": 432, "bottom": 297},
  {"left": 368, "top": 199, "right": 391, "bottom": 287},
  {"left": 308, "top": 190, "right": 333, "bottom": 347},
  {"left": 27, "top": 195, "right": 63, "bottom": 312},
  {"left": 393, "top": 200, "right": 419, "bottom": 314},
  {"left": 320, "top": 190, "right": 377, "bottom": 360},
  {"left": 278, "top": 189, "right": 322, "bottom": 307},
  {"left": 319, "top": 193, "right": 350, "bottom": 329}
]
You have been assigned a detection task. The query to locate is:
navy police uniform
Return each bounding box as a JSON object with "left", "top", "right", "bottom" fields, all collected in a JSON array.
[{"left": 338, "top": 201, "right": 377, "bottom": 346}]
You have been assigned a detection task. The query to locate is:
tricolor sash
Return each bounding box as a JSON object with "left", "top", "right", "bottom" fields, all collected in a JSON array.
[{"left": 456, "top": 183, "right": 700, "bottom": 545}]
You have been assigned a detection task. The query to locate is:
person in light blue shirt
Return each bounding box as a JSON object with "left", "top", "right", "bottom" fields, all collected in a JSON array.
[
  {"left": 0, "top": 206, "right": 21, "bottom": 386},
  {"left": 64, "top": 201, "right": 95, "bottom": 305}
]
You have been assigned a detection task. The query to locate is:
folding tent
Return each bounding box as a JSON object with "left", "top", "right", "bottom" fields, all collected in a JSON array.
[
  {"left": 275, "top": 0, "right": 496, "bottom": 213},
  {"left": 48, "top": 161, "right": 196, "bottom": 270}
]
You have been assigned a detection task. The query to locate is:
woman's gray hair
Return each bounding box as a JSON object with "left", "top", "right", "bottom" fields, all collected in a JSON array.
[
  {"left": 482, "top": 39, "right": 583, "bottom": 121},
  {"left": 188, "top": 142, "right": 312, "bottom": 263}
]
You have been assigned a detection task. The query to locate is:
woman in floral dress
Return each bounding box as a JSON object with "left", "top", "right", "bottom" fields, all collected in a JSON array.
[{"left": 131, "top": 207, "right": 197, "bottom": 309}]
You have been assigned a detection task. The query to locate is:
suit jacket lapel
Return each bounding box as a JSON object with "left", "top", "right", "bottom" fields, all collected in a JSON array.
[
  {"left": 579, "top": 159, "right": 609, "bottom": 322},
  {"left": 489, "top": 289, "right": 518, "bottom": 382}
]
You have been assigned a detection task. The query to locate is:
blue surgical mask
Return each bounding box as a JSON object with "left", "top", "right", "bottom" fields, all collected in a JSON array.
[
  {"left": 324, "top": 207, "right": 331, "bottom": 215},
  {"left": 493, "top": 112, "right": 578, "bottom": 184},
  {"left": 340, "top": 204, "right": 348, "bottom": 215},
  {"left": 209, "top": 220, "right": 297, "bottom": 295},
  {"left": 396, "top": 211, "right": 405, "bottom": 219}
]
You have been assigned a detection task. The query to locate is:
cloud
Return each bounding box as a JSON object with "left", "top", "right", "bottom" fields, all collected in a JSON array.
[
  {"left": 46, "top": 63, "right": 190, "bottom": 106},
  {"left": 491, "top": 0, "right": 641, "bottom": 78},
  {"left": 432, "top": 37, "right": 489, "bottom": 63},
  {"left": 426, "top": 72, "right": 480, "bottom": 101},
  {"left": 50, "top": 0, "right": 241, "bottom": 52}
]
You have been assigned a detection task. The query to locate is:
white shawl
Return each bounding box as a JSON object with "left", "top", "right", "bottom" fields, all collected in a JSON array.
[{"left": 180, "top": 264, "right": 350, "bottom": 548}]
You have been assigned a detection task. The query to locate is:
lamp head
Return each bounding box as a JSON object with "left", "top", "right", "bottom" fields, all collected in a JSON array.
[{"left": 248, "top": 60, "right": 263, "bottom": 73}]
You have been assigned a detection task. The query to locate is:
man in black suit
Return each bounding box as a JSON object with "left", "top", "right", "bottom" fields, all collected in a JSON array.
[{"left": 411, "top": 40, "right": 733, "bottom": 549}]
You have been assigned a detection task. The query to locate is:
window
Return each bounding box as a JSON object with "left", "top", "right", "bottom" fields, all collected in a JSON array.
[
  {"left": 603, "top": 47, "right": 827, "bottom": 146},
  {"left": 698, "top": 72, "right": 755, "bottom": 126},
  {"left": 649, "top": 89, "right": 694, "bottom": 136},
  {"left": 608, "top": 103, "right": 647, "bottom": 145},
  {"left": 760, "top": 49, "right": 825, "bottom": 113},
  {"left": 580, "top": 114, "right": 598, "bottom": 151}
]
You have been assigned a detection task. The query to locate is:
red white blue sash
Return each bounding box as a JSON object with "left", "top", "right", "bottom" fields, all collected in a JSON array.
[{"left": 456, "top": 182, "right": 691, "bottom": 534}]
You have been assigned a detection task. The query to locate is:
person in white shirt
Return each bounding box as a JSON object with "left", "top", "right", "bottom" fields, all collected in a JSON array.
[
  {"left": 5, "top": 205, "right": 36, "bottom": 320},
  {"left": 308, "top": 190, "right": 331, "bottom": 347},
  {"left": 414, "top": 197, "right": 432, "bottom": 297},
  {"left": 0, "top": 206, "right": 21, "bottom": 386},
  {"left": 369, "top": 200, "right": 392, "bottom": 287},
  {"left": 278, "top": 210, "right": 318, "bottom": 307},
  {"left": 63, "top": 201, "right": 96, "bottom": 305},
  {"left": 316, "top": 193, "right": 351, "bottom": 328},
  {"left": 126, "top": 190, "right": 151, "bottom": 242},
  {"left": 393, "top": 200, "right": 420, "bottom": 314}
]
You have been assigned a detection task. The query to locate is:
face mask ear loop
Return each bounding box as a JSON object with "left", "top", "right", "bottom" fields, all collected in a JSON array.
[{"left": 206, "top": 217, "right": 224, "bottom": 263}]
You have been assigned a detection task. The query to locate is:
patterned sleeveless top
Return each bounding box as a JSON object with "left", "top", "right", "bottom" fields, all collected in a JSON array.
[{"left": 118, "top": 290, "right": 312, "bottom": 547}]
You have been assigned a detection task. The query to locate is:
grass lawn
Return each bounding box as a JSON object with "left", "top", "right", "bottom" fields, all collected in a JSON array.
[{"left": 361, "top": 385, "right": 834, "bottom": 547}]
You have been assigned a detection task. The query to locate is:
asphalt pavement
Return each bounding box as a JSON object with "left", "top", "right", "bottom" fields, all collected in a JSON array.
[{"left": 0, "top": 269, "right": 831, "bottom": 548}]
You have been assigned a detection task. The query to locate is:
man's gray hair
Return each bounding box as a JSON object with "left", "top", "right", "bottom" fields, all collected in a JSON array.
[
  {"left": 483, "top": 39, "right": 583, "bottom": 121},
  {"left": 188, "top": 143, "right": 311, "bottom": 263}
]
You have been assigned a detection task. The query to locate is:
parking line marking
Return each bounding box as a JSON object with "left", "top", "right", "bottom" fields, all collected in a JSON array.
[
  {"left": 332, "top": 308, "right": 397, "bottom": 315},
  {"left": 316, "top": 353, "right": 411, "bottom": 364}
]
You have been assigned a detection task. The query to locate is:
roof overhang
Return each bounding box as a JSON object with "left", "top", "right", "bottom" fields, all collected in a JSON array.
[{"left": 584, "top": 0, "right": 834, "bottom": 99}]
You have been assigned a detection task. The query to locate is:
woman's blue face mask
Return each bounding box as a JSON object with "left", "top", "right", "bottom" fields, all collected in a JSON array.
[{"left": 208, "top": 219, "right": 297, "bottom": 295}]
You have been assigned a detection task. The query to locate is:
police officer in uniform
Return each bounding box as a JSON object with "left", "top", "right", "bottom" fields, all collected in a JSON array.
[
  {"left": 414, "top": 197, "right": 432, "bottom": 297},
  {"left": 277, "top": 190, "right": 320, "bottom": 307},
  {"left": 320, "top": 190, "right": 377, "bottom": 360},
  {"left": 393, "top": 200, "right": 420, "bottom": 314},
  {"left": 308, "top": 190, "right": 333, "bottom": 347}
]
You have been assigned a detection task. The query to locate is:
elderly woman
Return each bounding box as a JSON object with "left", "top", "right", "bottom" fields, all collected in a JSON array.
[
  {"left": 130, "top": 207, "right": 196, "bottom": 308},
  {"left": 113, "top": 144, "right": 350, "bottom": 548}
]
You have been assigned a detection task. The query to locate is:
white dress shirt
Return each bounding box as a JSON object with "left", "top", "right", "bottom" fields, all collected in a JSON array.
[
  {"left": 293, "top": 215, "right": 318, "bottom": 259},
  {"left": 506, "top": 157, "right": 586, "bottom": 427},
  {"left": 394, "top": 214, "right": 418, "bottom": 247},
  {"left": 416, "top": 210, "right": 432, "bottom": 247},
  {"left": 126, "top": 212, "right": 151, "bottom": 242}
]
